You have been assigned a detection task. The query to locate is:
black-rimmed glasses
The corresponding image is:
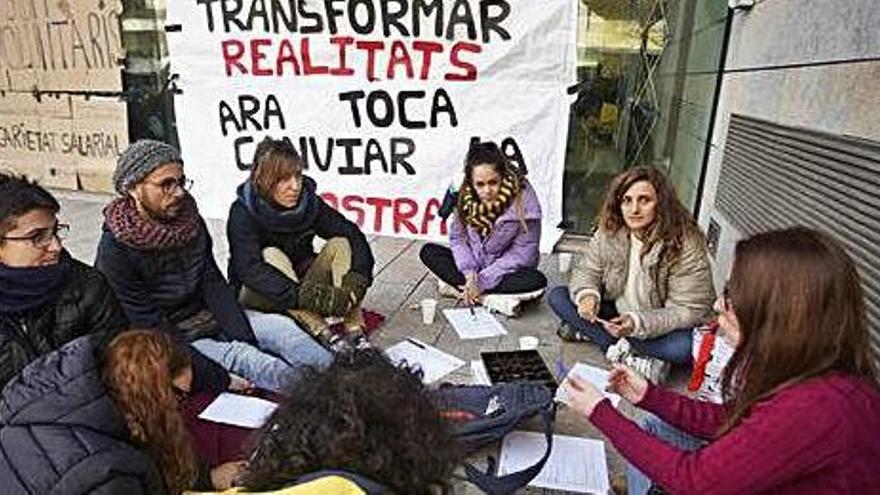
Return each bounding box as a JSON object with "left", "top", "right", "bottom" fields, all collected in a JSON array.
[{"left": 1, "top": 223, "right": 69, "bottom": 248}]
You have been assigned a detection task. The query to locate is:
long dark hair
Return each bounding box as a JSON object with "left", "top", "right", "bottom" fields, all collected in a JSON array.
[
  {"left": 455, "top": 141, "right": 527, "bottom": 231},
  {"left": 597, "top": 166, "right": 704, "bottom": 269},
  {"left": 102, "top": 330, "right": 197, "bottom": 494},
  {"left": 240, "top": 350, "right": 461, "bottom": 493},
  {"left": 720, "top": 227, "right": 877, "bottom": 434}
]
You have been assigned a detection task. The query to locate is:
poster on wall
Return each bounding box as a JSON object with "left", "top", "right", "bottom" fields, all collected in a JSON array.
[
  {"left": 0, "top": 0, "right": 127, "bottom": 192},
  {"left": 167, "top": 0, "right": 577, "bottom": 249}
]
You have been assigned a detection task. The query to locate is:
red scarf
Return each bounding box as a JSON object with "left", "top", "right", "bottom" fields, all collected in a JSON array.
[{"left": 104, "top": 195, "right": 200, "bottom": 250}]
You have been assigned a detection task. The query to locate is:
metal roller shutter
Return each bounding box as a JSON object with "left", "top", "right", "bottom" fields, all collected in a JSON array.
[{"left": 715, "top": 113, "right": 880, "bottom": 367}]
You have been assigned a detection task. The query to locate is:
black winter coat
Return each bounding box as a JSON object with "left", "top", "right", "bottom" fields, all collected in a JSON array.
[
  {"left": 227, "top": 177, "right": 375, "bottom": 312},
  {"left": 0, "top": 258, "right": 126, "bottom": 388},
  {"left": 95, "top": 219, "right": 256, "bottom": 346},
  {"left": 0, "top": 336, "right": 166, "bottom": 495}
]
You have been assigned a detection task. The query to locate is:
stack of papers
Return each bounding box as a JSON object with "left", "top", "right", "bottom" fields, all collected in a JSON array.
[
  {"left": 197, "top": 392, "right": 278, "bottom": 429},
  {"left": 555, "top": 362, "right": 622, "bottom": 407},
  {"left": 385, "top": 338, "right": 465, "bottom": 383},
  {"left": 443, "top": 307, "right": 508, "bottom": 339},
  {"left": 499, "top": 431, "right": 610, "bottom": 494}
]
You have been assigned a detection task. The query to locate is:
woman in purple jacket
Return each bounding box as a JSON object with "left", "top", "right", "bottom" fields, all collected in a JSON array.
[{"left": 419, "top": 142, "right": 546, "bottom": 316}]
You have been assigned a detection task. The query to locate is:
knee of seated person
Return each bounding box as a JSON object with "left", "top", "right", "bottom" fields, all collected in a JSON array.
[
  {"left": 547, "top": 286, "right": 571, "bottom": 305},
  {"left": 323, "top": 237, "right": 352, "bottom": 254}
]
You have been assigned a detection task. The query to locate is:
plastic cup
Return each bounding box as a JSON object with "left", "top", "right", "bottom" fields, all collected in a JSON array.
[
  {"left": 558, "top": 253, "right": 573, "bottom": 273},
  {"left": 519, "top": 335, "right": 539, "bottom": 350},
  {"left": 420, "top": 298, "right": 438, "bottom": 324}
]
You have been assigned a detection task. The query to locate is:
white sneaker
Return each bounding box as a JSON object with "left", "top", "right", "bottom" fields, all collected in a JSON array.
[
  {"left": 480, "top": 288, "right": 546, "bottom": 317},
  {"left": 605, "top": 338, "right": 632, "bottom": 364},
  {"left": 605, "top": 338, "right": 669, "bottom": 384},
  {"left": 480, "top": 294, "right": 522, "bottom": 317},
  {"left": 437, "top": 279, "right": 461, "bottom": 299},
  {"left": 624, "top": 355, "right": 670, "bottom": 384}
]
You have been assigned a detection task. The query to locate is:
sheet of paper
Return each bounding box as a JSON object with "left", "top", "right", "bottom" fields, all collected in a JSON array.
[
  {"left": 197, "top": 392, "right": 278, "bottom": 429},
  {"left": 385, "top": 338, "right": 466, "bottom": 383},
  {"left": 470, "top": 359, "right": 492, "bottom": 385},
  {"left": 555, "top": 362, "right": 622, "bottom": 407},
  {"left": 499, "top": 431, "right": 610, "bottom": 494},
  {"left": 442, "top": 307, "right": 508, "bottom": 339}
]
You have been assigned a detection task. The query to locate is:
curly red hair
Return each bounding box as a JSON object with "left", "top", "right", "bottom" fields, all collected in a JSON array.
[{"left": 102, "top": 330, "right": 197, "bottom": 494}]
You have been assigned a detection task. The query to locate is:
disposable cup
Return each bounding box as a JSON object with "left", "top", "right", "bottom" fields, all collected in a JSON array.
[{"left": 421, "top": 298, "right": 438, "bottom": 324}]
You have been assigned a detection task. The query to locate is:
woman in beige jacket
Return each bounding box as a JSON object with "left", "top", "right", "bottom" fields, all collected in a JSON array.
[{"left": 548, "top": 167, "right": 715, "bottom": 375}]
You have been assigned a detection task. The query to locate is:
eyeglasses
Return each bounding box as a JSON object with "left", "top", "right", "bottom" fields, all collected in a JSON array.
[
  {"left": 146, "top": 175, "right": 193, "bottom": 195},
  {"left": 1, "top": 223, "right": 69, "bottom": 248}
]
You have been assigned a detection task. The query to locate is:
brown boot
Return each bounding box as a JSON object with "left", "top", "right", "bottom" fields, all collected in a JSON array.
[{"left": 288, "top": 309, "right": 329, "bottom": 338}]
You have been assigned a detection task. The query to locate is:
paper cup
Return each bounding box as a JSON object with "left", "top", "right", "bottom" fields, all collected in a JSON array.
[
  {"left": 519, "top": 335, "right": 539, "bottom": 350},
  {"left": 558, "top": 253, "right": 573, "bottom": 273},
  {"left": 420, "top": 298, "right": 438, "bottom": 324}
]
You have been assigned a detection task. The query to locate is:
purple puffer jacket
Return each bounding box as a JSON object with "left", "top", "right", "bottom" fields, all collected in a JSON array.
[{"left": 450, "top": 182, "right": 542, "bottom": 291}]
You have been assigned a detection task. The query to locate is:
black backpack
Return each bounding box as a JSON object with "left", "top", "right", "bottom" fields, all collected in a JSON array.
[{"left": 431, "top": 382, "right": 554, "bottom": 495}]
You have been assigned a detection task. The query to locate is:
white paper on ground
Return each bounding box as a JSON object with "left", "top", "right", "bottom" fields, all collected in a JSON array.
[
  {"left": 555, "top": 362, "right": 622, "bottom": 407},
  {"left": 442, "top": 307, "right": 508, "bottom": 339},
  {"left": 197, "top": 392, "right": 278, "bottom": 429},
  {"left": 385, "top": 338, "right": 465, "bottom": 383},
  {"left": 499, "top": 431, "right": 610, "bottom": 494},
  {"left": 470, "top": 359, "right": 492, "bottom": 385}
]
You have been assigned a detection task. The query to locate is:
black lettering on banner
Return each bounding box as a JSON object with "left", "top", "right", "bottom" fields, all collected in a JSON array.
[
  {"left": 446, "top": 0, "right": 476, "bottom": 41},
  {"left": 380, "top": 0, "right": 409, "bottom": 37},
  {"left": 391, "top": 137, "right": 416, "bottom": 175},
  {"left": 234, "top": 135, "right": 254, "bottom": 169},
  {"left": 367, "top": 91, "right": 394, "bottom": 128},
  {"left": 245, "top": 0, "right": 270, "bottom": 31},
  {"left": 336, "top": 138, "right": 363, "bottom": 174},
  {"left": 431, "top": 88, "right": 457, "bottom": 127},
  {"left": 347, "top": 0, "right": 376, "bottom": 35},
  {"left": 298, "top": 0, "right": 324, "bottom": 33},
  {"left": 323, "top": 0, "right": 345, "bottom": 34},
  {"left": 218, "top": 94, "right": 286, "bottom": 136},
  {"left": 412, "top": 0, "right": 443, "bottom": 38},
  {"left": 364, "top": 138, "right": 388, "bottom": 173},
  {"left": 470, "top": 136, "right": 528, "bottom": 175},
  {"left": 398, "top": 90, "right": 426, "bottom": 129},
  {"left": 339, "top": 90, "right": 366, "bottom": 127},
  {"left": 480, "top": 0, "right": 512, "bottom": 42}
]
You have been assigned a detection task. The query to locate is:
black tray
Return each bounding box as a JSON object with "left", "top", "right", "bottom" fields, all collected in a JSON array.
[{"left": 480, "top": 350, "right": 557, "bottom": 394}]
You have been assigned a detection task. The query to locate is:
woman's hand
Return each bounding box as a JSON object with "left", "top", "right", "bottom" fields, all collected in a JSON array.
[
  {"left": 562, "top": 374, "right": 607, "bottom": 418},
  {"left": 211, "top": 460, "right": 248, "bottom": 490},
  {"left": 607, "top": 364, "right": 648, "bottom": 404},
  {"left": 603, "top": 314, "right": 634, "bottom": 337},
  {"left": 459, "top": 273, "right": 482, "bottom": 305},
  {"left": 576, "top": 294, "right": 599, "bottom": 322},
  {"left": 228, "top": 374, "right": 255, "bottom": 394}
]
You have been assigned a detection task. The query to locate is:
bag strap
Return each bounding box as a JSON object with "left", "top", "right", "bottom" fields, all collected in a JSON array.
[{"left": 462, "top": 406, "right": 554, "bottom": 495}]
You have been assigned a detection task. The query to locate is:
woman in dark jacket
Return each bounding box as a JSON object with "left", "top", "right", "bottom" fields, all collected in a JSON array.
[
  {"left": 0, "top": 173, "right": 126, "bottom": 387},
  {"left": 227, "top": 137, "right": 375, "bottom": 351},
  {"left": 0, "top": 330, "right": 247, "bottom": 494}
]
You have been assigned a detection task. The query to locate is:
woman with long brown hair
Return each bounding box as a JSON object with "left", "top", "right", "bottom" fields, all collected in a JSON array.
[
  {"left": 563, "top": 227, "right": 880, "bottom": 494},
  {"left": 549, "top": 166, "right": 715, "bottom": 380},
  {"left": 0, "top": 330, "right": 246, "bottom": 494}
]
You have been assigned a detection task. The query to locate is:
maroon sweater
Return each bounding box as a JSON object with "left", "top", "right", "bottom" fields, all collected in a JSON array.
[{"left": 590, "top": 374, "right": 880, "bottom": 494}]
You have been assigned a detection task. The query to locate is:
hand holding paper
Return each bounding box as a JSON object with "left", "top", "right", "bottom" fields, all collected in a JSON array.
[{"left": 555, "top": 362, "right": 622, "bottom": 409}]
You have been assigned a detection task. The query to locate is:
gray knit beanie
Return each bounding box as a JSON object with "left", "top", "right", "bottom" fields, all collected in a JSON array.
[{"left": 114, "top": 139, "right": 183, "bottom": 194}]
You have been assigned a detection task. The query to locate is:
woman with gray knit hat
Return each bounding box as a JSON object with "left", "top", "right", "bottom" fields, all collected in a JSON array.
[{"left": 95, "top": 139, "right": 331, "bottom": 393}]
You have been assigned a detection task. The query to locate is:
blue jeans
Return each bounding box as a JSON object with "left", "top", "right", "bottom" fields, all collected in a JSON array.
[
  {"left": 547, "top": 286, "right": 693, "bottom": 364},
  {"left": 627, "top": 416, "right": 705, "bottom": 495},
  {"left": 192, "top": 310, "right": 332, "bottom": 392}
]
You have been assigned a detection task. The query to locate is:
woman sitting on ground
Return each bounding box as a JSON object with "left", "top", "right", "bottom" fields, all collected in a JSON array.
[
  {"left": 227, "top": 137, "right": 375, "bottom": 352},
  {"left": 548, "top": 166, "right": 714, "bottom": 381},
  {"left": 0, "top": 330, "right": 247, "bottom": 494},
  {"left": 237, "top": 349, "right": 461, "bottom": 494},
  {"left": 563, "top": 227, "right": 880, "bottom": 494},
  {"left": 419, "top": 141, "right": 547, "bottom": 317}
]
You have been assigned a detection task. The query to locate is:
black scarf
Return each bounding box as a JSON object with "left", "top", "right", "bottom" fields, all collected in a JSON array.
[
  {"left": 0, "top": 249, "right": 71, "bottom": 314},
  {"left": 237, "top": 177, "right": 320, "bottom": 233}
]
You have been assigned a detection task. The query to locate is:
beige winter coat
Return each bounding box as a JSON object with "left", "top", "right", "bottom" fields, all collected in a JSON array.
[{"left": 568, "top": 228, "right": 716, "bottom": 338}]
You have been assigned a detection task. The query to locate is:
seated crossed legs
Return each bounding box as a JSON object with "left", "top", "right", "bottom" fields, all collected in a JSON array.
[{"left": 240, "top": 237, "right": 369, "bottom": 351}]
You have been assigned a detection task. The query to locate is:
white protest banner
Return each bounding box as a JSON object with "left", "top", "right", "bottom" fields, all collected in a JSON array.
[{"left": 167, "top": 0, "right": 576, "bottom": 249}]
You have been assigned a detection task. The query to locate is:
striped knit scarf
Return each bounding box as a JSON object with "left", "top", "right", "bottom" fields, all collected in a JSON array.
[{"left": 457, "top": 169, "right": 522, "bottom": 237}]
